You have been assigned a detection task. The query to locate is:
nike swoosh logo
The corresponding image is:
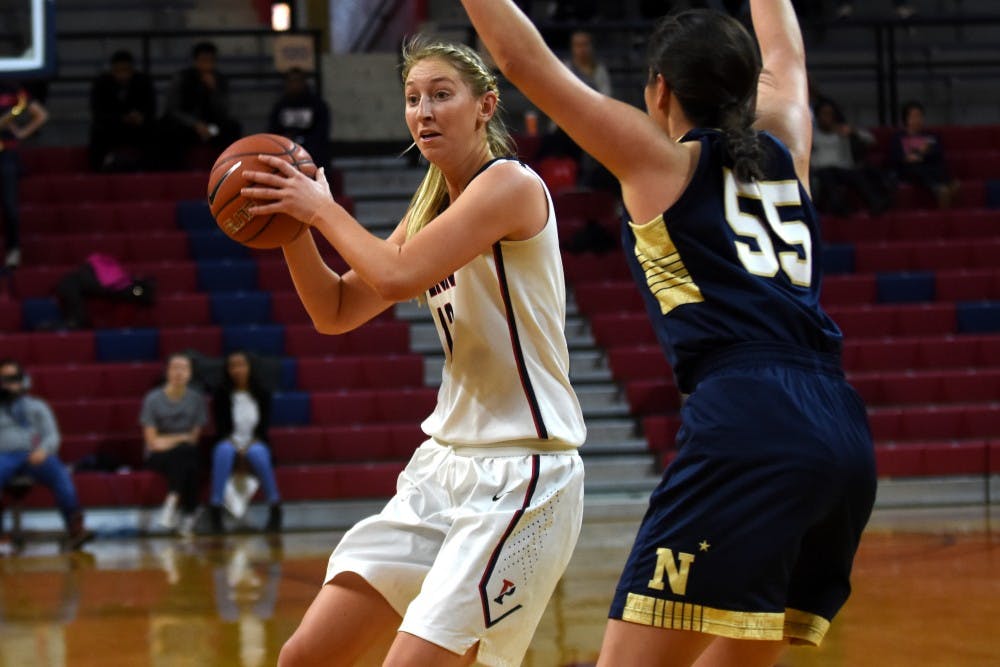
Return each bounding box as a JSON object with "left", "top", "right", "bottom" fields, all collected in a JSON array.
[
  {"left": 208, "top": 160, "right": 243, "bottom": 206},
  {"left": 492, "top": 490, "right": 513, "bottom": 501}
]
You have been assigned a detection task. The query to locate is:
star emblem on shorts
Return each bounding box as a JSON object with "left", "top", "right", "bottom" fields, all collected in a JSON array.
[{"left": 699, "top": 540, "right": 711, "bottom": 552}]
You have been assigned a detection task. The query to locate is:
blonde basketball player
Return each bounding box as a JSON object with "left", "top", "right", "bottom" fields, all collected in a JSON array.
[{"left": 242, "top": 38, "right": 586, "bottom": 667}]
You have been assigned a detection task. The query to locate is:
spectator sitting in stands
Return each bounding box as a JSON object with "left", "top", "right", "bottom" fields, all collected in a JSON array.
[
  {"left": 889, "top": 100, "right": 960, "bottom": 209},
  {"left": 811, "top": 99, "right": 890, "bottom": 217},
  {"left": 0, "top": 359, "right": 93, "bottom": 550},
  {"left": 140, "top": 353, "right": 207, "bottom": 537},
  {"left": 159, "top": 41, "right": 242, "bottom": 170},
  {"left": 539, "top": 30, "right": 618, "bottom": 193},
  {"left": 0, "top": 80, "right": 48, "bottom": 269},
  {"left": 54, "top": 253, "right": 155, "bottom": 330},
  {"left": 88, "top": 50, "right": 157, "bottom": 172},
  {"left": 207, "top": 350, "right": 281, "bottom": 535},
  {"left": 268, "top": 67, "right": 331, "bottom": 175}
]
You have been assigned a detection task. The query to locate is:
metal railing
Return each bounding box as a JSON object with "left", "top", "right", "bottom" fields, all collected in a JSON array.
[{"left": 51, "top": 28, "right": 324, "bottom": 94}]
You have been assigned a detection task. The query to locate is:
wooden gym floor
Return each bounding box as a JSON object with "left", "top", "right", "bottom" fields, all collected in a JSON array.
[{"left": 0, "top": 505, "right": 997, "bottom": 666}]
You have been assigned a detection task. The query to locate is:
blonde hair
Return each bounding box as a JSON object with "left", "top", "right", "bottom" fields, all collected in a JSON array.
[{"left": 401, "top": 37, "right": 516, "bottom": 241}]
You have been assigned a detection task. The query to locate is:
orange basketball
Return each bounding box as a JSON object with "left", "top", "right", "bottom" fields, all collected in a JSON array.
[{"left": 207, "top": 133, "right": 317, "bottom": 249}]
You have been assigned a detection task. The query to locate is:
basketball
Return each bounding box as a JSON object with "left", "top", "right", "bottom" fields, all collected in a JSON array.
[{"left": 207, "top": 133, "right": 317, "bottom": 249}]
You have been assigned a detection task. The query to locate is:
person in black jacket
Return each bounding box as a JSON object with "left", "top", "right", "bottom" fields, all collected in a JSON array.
[
  {"left": 208, "top": 350, "right": 281, "bottom": 534},
  {"left": 88, "top": 50, "right": 157, "bottom": 171},
  {"left": 268, "top": 67, "right": 331, "bottom": 174},
  {"left": 159, "top": 41, "right": 241, "bottom": 169}
]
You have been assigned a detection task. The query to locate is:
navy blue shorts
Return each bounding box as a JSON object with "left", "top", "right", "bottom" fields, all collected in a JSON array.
[{"left": 609, "top": 344, "right": 877, "bottom": 646}]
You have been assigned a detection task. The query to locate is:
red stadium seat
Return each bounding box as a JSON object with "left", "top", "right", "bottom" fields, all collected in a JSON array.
[
  {"left": 852, "top": 244, "right": 911, "bottom": 273},
  {"left": 589, "top": 313, "right": 656, "bottom": 348},
  {"left": 126, "top": 231, "right": 190, "bottom": 263},
  {"left": 562, "top": 253, "right": 631, "bottom": 284},
  {"left": 360, "top": 355, "right": 424, "bottom": 389},
  {"left": 827, "top": 306, "right": 895, "bottom": 339},
  {"left": 270, "top": 426, "right": 327, "bottom": 463},
  {"left": 108, "top": 173, "right": 167, "bottom": 201},
  {"left": 875, "top": 443, "right": 924, "bottom": 477},
  {"left": 935, "top": 270, "right": 998, "bottom": 302},
  {"left": 164, "top": 171, "right": 211, "bottom": 200},
  {"left": 18, "top": 145, "right": 89, "bottom": 175},
  {"left": 126, "top": 201, "right": 178, "bottom": 233},
  {"left": 625, "top": 379, "right": 682, "bottom": 415},
  {"left": 0, "top": 301, "right": 21, "bottom": 331},
  {"left": 916, "top": 336, "right": 979, "bottom": 369},
  {"left": 607, "top": 346, "right": 670, "bottom": 382},
  {"left": 574, "top": 282, "right": 644, "bottom": 316},
  {"left": 642, "top": 415, "right": 681, "bottom": 453},
  {"left": 159, "top": 326, "right": 223, "bottom": 357},
  {"left": 922, "top": 441, "right": 988, "bottom": 475},
  {"left": 309, "top": 391, "right": 379, "bottom": 426},
  {"left": 891, "top": 303, "right": 955, "bottom": 336},
  {"left": 131, "top": 261, "right": 198, "bottom": 294},
  {"left": 19, "top": 204, "right": 60, "bottom": 236},
  {"left": 535, "top": 158, "right": 578, "bottom": 195},
  {"left": 296, "top": 357, "right": 365, "bottom": 391},
  {"left": 821, "top": 274, "right": 878, "bottom": 307},
  {"left": 0, "top": 331, "right": 97, "bottom": 364},
  {"left": 270, "top": 291, "right": 310, "bottom": 323},
  {"left": 324, "top": 425, "right": 396, "bottom": 462},
  {"left": 376, "top": 388, "right": 438, "bottom": 422}
]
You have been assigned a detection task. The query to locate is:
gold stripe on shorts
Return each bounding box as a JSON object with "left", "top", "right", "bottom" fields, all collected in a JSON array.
[
  {"left": 784, "top": 607, "right": 831, "bottom": 647},
  {"left": 621, "top": 593, "right": 785, "bottom": 641}
]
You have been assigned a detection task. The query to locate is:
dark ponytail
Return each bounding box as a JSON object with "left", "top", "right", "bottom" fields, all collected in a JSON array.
[
  {"left": 648, "top": 10, "right": 765, "bottom": 182},
  {"left": 720, "top": 103, "right": 764, "bottom": 182}
]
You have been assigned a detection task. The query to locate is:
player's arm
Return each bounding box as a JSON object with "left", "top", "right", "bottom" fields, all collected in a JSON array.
[
  {"left": 143, "top": 425, "right": 190, "bottom": 452},
  {"left": 253, "top": 159, "right": 546, "bottom": 304},
  {"left": 750, "top": 0, "right": 813, "bottom": 185},
  {"left": 459, "top": 0, "right": 680, "bottom": 184},
  {"left": 280, "top": 213, "right": 403, "bottom": 335}
]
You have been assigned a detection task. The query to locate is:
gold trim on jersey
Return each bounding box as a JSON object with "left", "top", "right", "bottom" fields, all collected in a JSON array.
[
  {"left": 621, "top": 593, "right": 830, "bottom": 646},
  {"left": 628, "top": 214, "right": 703, "bottom": 315},
  {"left": 784, "top": 607, "right": 831, "bottom": 646}
]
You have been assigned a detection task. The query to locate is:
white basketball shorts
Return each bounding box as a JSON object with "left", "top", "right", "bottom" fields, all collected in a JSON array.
[{"left": 324, "top": 438, "right": 585, "bottom": 667}]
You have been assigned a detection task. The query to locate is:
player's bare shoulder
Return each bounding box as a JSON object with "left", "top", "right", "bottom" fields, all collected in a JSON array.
[{"left": 463, "top": 159, "right": 548, "bottom": 241}]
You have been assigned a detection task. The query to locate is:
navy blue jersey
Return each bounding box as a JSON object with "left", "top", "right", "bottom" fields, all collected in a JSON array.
[{"left": 622, "top": 128, "right": 842, "bottom": 393}]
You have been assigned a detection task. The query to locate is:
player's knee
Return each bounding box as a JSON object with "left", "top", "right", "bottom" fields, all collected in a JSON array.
[{"left": 276, "top": 634, "right": 316, "bottom": 667}]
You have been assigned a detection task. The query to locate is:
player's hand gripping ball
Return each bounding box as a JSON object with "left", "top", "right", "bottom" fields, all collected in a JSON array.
[{"left": 207, "top": 133, "right": 316, "bottom": 248}]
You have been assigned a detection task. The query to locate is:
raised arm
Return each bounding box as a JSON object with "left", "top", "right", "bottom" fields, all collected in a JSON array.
[
  {"left": 459, "top": 0, "right": 680, "bottom": 185},
  {"left": 750, "top": 0, "right": 813, "bottom": 184}
]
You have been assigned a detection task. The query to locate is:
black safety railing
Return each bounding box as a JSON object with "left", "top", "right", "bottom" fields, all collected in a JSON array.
[{"left": 51, "top": 28, "right": 324, "bottom": 95}]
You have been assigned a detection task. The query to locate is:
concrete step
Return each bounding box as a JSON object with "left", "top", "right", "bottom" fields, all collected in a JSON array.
[
  {"left": 344, "top": 168, "right": 425, "bottom": 198},
  {"left": 576, "top": 385, "right": 631, "bottom": 418},
  {"left": 395, "top": 298, "right": 581, "bottom": 321},
  {"left": 420, "top": 348, "right": 611, "bottom": 387},
  {"left": 354, "top": 198, "right": 410, "bottom": 224},
  {"left": 584, "top": 419, "right": 639, "bottom": 446},
  {"left": 408, "top": 320, "right": 594, "bottom": 354},
  {"left": 581, "top": 455, "right": 661, "bottom": 494}
]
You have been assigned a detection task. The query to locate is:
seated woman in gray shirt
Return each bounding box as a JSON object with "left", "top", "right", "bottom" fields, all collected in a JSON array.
[{"left": 139, "top": 352, "right": 207, "bottom": 536}]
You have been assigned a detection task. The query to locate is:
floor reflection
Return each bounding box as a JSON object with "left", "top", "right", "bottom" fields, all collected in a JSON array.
[{"left": 0, "top": 508, "right": 997, "bottom": 667}]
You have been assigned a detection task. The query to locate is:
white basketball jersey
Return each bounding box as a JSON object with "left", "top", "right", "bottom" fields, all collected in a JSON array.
[{"left": 421, "top": 159, "right": 586, "bottom": 448}]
